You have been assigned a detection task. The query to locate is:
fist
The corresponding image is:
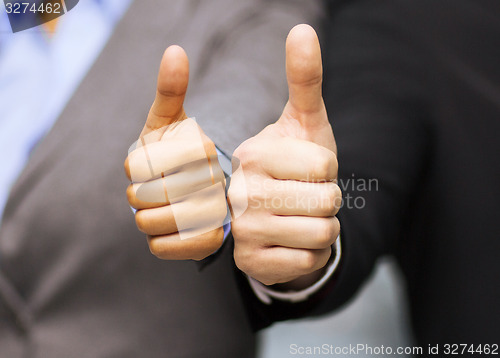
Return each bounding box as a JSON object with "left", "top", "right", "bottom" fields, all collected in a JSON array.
[
  {"left": 229, "top": 25, "right": 342, "bottom": 286},
  {"left": 125, "top": 46, "right": 227, "bottom": 261}
]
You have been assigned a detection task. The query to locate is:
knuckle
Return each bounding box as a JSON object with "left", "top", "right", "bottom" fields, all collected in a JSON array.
[
  {"left": 332, "top": 153, "right": 339, "bottom": 176},
  {"left": 318, "top": 246, "right": 333, "bottom": 269},
  {"left": 333, "top": 184, "right": 343, "bottom": 214},
  {"left": 193, "top": 231, "right": 224, "bottom": 261},
  {"left": 233, "top": 138, "right": 259, "bottom": 167},
  {"left": 126, "top": 184, "right": 136, "bottom": 206},
  {"left": 311, "top": 148, "right": 338, "bottom": 181},
  {"left": 134, "top": 211, "right": 147, "bottom": 233},
  {"left": 232, "top": 217, "right": 255, "bottom": 245},
  {"left": 233, "top": 246, "right": 253, "bottom": 274},
  {"left": 230, "top": 218, "right": 244, "bottom": 240},
  {"left": 322, "top": 183, "right": 342, "bottom": 216},
  {"left": 233, "top": 142, "right": 249, "bottom": 164},
  {"left": 312, "top": 150, "right": 332, "bottom": 180},
  {"left": 298, "top": 250, "right": 318, "bottom": 272},
  {"left": 319, "top": 184, "right": 337, "bottom": 215},
  {"left": 157, "top": 86, "right": 185, "bottom": 98},
  {"left": 332, "top": 217, "right": 341, "bottom": 239},
  {"left": 315, "top": 219, "right": 335, "bottom": 247},
  {"left": 147, "top": 238, "right": 178, "bottom": 260},
  {"left": 124, "top": 157, "right": 131, "bottom": 180},
  {"left": 135, "top": 210, "right": 161, "bottom": 235},
  {"left": 147, "top": 237, "right": 165, "bottom": 258},
  {"left": 329, "top": 152, "right": 339, "bottom": 178},
  {"left": 297, "top": 248, "right": 331, "bottom": 273}
]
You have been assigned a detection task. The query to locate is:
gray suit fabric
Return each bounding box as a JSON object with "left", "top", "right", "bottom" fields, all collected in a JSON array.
[{"left": 0, "top": 0, "right": 322, "bottom": 357}]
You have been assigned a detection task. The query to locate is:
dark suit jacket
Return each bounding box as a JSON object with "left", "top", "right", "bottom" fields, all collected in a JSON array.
[
  {"left": 0, "top": 1, "right": 322, "bottom": 357},
  {"left": 243, "top": 0, "right": 500, "bottom": 350}
]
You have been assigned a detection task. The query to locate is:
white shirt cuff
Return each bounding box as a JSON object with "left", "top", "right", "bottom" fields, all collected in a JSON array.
[{"left": 247, "top": 236, "right": 342, "bottom": 304}]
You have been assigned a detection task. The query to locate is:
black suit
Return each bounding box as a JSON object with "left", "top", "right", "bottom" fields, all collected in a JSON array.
[{"left": 243, "top": 0, "right": 500, "bottom": 350}]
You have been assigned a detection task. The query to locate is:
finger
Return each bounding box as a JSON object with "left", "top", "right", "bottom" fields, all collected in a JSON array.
[
  {"left": 127, "top": 182, "right": 167, "bottom": 210},
  {"left": 127, "top": 159, "right": 225, "bottom": 210},
  {"left": 127, "top": 118, "right": 225, "bottom": 183},
  {"left": 135, "top": 204, "right": 177, "bottom": 235},
  {"left": 243, "top": 136, "right": 337, "bottom": 181},
  {"left": 244, "top": 246, "right": 332, "bottom": 285},
  {"left": 243, "top": 214, "right": 339, "bottom": 250},
  {"left": 285, "top": 24, "right": 323, "bottom": 116},
  {"left": 126, "top": 138, "right": 211, "bottom": 183},
  {"left": 148, "top": 227, "right": 224, "bottom": 261},
  {"left": 135, "top": 183, "right": 227, "bottom": 236},
  {"left": 254, "top": 181, "right": 341, "bottom": 217},
  {"left": 141, "top": 45, "right": 189, "bottom": 138}
]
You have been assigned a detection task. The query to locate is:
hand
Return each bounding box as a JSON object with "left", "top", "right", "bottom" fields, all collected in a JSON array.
[
  {"left": 229, "top": 25, "right": 341, "bottom": 287},
  {"left": 124, "top": 46, "right": 227, "bottom": 261}
]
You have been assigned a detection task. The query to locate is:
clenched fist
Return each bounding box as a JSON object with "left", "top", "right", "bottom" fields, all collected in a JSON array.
[
  {"left": 229, "top": 25, "right": 342, "bottom": 287},
  {"left": 125, "top": 46, "right": 227, "bottom": 261}
]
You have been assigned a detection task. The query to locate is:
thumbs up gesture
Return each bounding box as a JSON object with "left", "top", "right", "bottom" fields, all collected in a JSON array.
[
  {"left": 125, "top": 46, "right": 227, "bottom": 261},
  {"left": 229, "top": 25, "right": 342, "bottom": 286}
]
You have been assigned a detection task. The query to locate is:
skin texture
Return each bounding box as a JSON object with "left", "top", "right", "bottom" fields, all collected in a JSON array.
[
  {"left": 124, "top": 46, "right": 226, "bottom": 261},
  {"left": 229, "top": 25, "right": 342, "bottom": 288}
]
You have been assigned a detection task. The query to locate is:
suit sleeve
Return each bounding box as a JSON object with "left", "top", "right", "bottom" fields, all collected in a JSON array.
[{"left": 238, "top": 0, "right": 435, "bottom": 329}]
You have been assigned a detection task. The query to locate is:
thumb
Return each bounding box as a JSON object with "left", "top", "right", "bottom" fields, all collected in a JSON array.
[
  {"left": 141, "top": 45, "right": 189, "bottom": 137},
  {"left": 285, "top": 24, "right": 324, "bottom": 118}
]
